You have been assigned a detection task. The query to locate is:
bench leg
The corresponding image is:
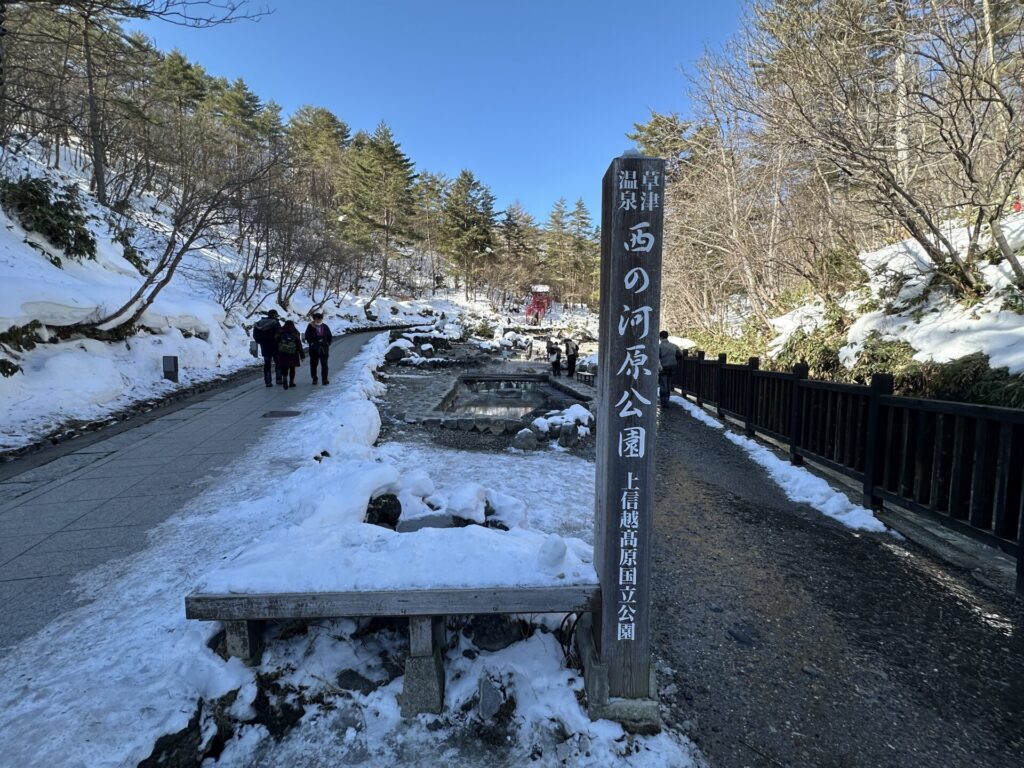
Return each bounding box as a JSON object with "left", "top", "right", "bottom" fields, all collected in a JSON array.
[
  {"left": 224, "top": 620, "right": 262, "bottom": 666},
  {"left": 402, "top": 616, "right": 445, "bottom": 717}
]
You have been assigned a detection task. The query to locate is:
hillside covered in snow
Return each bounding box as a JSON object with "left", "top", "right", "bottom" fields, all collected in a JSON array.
[
  {"left": 0, "top": 146, "right": 474, "bottom": 452},
  {"left": 745, "top": 212, "right": 1024, "bottom": 408}
]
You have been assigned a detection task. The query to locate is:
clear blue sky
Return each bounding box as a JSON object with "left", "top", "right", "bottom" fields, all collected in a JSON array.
[{"left": 134, "top": 0, "right": 743, "bottom": 222}]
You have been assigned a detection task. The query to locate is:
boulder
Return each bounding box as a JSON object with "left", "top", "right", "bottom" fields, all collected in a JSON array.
[
  {"left": 557, "top": 423, "right": 580, "bottom": 448},
  {"left": 465, "top": 615, "right": 523, "bottom": 652},
  {"left": 512, "top": 429, "right": 539, "bottom": 451},
  {"left": 478, "top": 676, "right": 505, "bottom": 721},
  {"left": 365, "top": 493, "right": 402, "bottom": 528},
  {"left": 385, "top": 346, "right": 406, "bottom": 364}
]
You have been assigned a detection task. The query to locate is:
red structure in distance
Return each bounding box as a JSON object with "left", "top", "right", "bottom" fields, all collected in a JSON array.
[{"left": 524, "top": 285, "right": 551, "bottom": 325}]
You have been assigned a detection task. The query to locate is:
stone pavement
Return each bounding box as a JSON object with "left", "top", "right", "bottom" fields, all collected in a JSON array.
[{"left": 0, "top": 330, "right": 380, "bottom": 651}]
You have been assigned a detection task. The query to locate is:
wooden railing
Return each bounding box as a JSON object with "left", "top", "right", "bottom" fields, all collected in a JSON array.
[{"left": 672, "top": 350, "right": 1024, "bottom": 593}]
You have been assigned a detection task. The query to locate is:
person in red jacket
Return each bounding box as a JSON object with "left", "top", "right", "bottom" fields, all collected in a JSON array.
[{"left": 274, "top": 320, "right": 304, "bottom": 390}]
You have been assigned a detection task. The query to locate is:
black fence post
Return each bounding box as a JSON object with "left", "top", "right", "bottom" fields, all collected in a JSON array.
[
  {"left": 679, "top": 349, "right": 688, "bottom": 395},
  {"left": 788, "top": 363, "right": 809, "bottom": 465},
  {"left": 715, "top": 353, "right": 727, "bottom": 417},
  {"left": 694, "top": 351, "right": 705, "bottom": 406},
  {"left": 745, "top": 357, "right": 759, "bottom": 437},
  {"left": 862, "top": 373, "right": 894, "bottom": 510}
]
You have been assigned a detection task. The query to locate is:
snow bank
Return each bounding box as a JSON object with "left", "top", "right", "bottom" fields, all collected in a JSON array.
[
  {"left": 769, "top": 210, "right": 1024, "bottom": 373},
  {"left": 199, "top": 524, "right": 594, "bottom": 594},
  {"left": 0, "top": 332, "right": 392, "bottom": 767},
  {"left": 670, "top": 395, "right": 885, "bottom": 532}
]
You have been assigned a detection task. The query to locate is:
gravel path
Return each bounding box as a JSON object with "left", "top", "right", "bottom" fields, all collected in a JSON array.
[{"left": 651, "top": 403, "right": 1024, "bottom": 768}]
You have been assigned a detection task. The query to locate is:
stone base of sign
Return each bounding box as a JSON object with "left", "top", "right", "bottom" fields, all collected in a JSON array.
[
  {"left": 401, "top": 616, "right": 446, "bottom": 717},
  {"left": 576, "top": 613, "right": 661, "bottom": 734}
]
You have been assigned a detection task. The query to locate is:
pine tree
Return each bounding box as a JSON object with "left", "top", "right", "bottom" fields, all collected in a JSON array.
[
  {"left": 337, "top": 121, "right": 416, "bottom": 299},
  {"left": 568, "top": 198, "right": 598, "bottom": 306},
  {"left": 495, "top": 201, "right": 540, "bottom": 302},
  {"left": 441, "top": 169, "right": 496, "bottom": 298},
  {"left": 411, "top": 171, "right": 451, "bottom": 292},
  {"left": 542, "top": 197, "right": 572, "bottom": 300}
]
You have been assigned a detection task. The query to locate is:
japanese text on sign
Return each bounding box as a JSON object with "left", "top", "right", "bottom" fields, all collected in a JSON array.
[{"left": 617, "top": 169, "right": 662, "bottom": 212}]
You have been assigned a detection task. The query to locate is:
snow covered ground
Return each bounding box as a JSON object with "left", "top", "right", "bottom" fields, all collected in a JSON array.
[
  {"left": 0, "top": 334, "right": 698, "bottom": 767},
  {"left": 670, "top": 395, "right": 885, "bottom": 532},
  {"left": 0, "top": 146, "right": 484, "bottom": 451},
  {"left": 769, "top": 211, "right": 1024, "bottom": 374}
]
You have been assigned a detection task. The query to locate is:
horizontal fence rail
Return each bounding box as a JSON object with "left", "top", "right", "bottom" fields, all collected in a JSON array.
[{"left": 670, "top": 350, "right": 1024, "bottom": 593}]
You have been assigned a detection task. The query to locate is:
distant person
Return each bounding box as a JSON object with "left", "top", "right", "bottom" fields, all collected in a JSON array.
[
  {"left": 563, "top": 337, "right": 579, "bottom": 378},
  {"left": 304, "top": 312, "right": 333, "bottom": 385},
  {"left": 547, "top": 339, "right": 562, "bottom": 377},
  {"left": 252, "top": 309, "right": 282, "bottom": 387},
  {"left": 658, "top": 330, "right": 682, "bottom": 407},
  {"left": 275, "top": 320, "right": 305, "bottom": 390},
  {"left": 524, "top": 336, "right": 534, "bottom": 360}
]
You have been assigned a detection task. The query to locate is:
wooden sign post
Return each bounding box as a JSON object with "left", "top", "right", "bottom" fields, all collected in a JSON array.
[{"left": 583, "top": 153, "right": 664, "bottom": 723}]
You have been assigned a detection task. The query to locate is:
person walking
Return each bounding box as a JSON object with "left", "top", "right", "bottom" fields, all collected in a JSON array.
[
  {"left": 658, "top": 330, "right": 682, "bottom": 406},
  {"left": 304, "top": 312, "right": 333, "bottom": 385},
  {"left": 275, "top": 320, "right": 304, "bottom": 390},
  {"left": 563, "top": 337, "right": 579, "bottom": 379},
  {"left": 547, "top": 339, "right": 562, "bottom": 377},
  {"left": 252, "top": 309, "right": 282, "bottom": 387}
]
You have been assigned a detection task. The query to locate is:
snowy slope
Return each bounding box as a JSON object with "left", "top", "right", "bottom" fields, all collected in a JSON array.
[
  {"left": 769, "top": 212, "right": 1024, "bottom": 373},
  {"left": 0, "top": 148, "right": 455, "bottom": 450}
]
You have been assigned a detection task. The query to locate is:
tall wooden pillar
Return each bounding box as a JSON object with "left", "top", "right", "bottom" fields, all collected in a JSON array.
[{"left": 593, "top": 153, "right": 665, "bottom": 698}]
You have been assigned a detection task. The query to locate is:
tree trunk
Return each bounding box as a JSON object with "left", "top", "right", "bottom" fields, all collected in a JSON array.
[
  {"left": 81, "top": 16, "right": 108, "bottom": 206},
  {"left": 989, "top": 217, "right": 1024, "bottom": 285}
]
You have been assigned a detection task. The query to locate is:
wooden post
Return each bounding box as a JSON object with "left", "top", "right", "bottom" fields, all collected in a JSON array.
[
  {"left": 679, "top": 349, "right": 689, "bottom": 395},
  {"left": 789, "top": 363, "right": 809, "bottom": 465},
  {"left": 593, "top": 153, "right": 664, "bottom": 700},
  {"left": 694, "top": 351, "right": 705, "bottom": 406},
  {"left": 862, "top": 373, "right": 894, "bottom": 509},
  {"left": 715, "top": 353, "right": 727, "bottom": 418},
  {"left": 745, "top": 357, "right": 759, "bottom": 436}
]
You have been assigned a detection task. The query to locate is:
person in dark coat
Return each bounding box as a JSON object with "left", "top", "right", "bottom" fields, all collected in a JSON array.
[
  {"left": 275, "top": 320, "right": 305, "bottom": 390},
  {"left": 304, "top": 312, "right": 333, "bottom": 385},
  {"left": 658, "top": 330, "right": 682, "bottom": 406},
  {"left": 547, "top": 339, "right": 562, "bottom": 377},
  {"left": 563, "top": 337, "right": 579, "bottom": 378},
  {"left": 252, "top": 309, "right": 281, "bottom": 387}
]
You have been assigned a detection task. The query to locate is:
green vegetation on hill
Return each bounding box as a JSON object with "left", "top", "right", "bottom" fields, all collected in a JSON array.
[{"left": 0, "top": 177, "right": 96, "bottom": 266}]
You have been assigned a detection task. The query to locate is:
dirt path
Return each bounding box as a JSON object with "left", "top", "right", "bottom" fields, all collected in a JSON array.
[{"left": 651, "top": 404, "right": 1024, "bottom": 768}]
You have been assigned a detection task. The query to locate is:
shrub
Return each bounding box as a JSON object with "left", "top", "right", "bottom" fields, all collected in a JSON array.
[
  {"left": 112, "top": 224, "right": 149, "bottom": 275},
  {"left": 848, "top": 333, "right": 916, "bottom": 383},
  {"left": 0, "top": 176, "right": 96, "bottom": 264},
  {"left": 897, "top": 352, "right": 1024, "bottom": 409}
]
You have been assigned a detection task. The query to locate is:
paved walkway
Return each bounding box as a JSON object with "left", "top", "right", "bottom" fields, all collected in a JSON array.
[
  {"left": 0, "top": 331, "right": 380, "bottom": 651},
  {"left": 652, "top": 403, "right": 1024, "bottom": 768}
]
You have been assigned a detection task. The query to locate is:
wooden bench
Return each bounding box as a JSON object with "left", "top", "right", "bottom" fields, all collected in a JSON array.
[
  {"left": 186, "top": 585, "right": 598, "bottom": 716},
  {"left": 575, "top": 371, "right": 596, "bottom": 386}
]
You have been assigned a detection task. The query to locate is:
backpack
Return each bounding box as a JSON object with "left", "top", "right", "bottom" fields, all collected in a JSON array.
[{"left": 278, "top": 335, "right": 298, "bottom": 355}]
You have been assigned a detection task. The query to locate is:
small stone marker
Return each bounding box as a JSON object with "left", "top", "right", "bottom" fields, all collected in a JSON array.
[{"left": 162, "top": 355, "right": 179, "bottom": 383}]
